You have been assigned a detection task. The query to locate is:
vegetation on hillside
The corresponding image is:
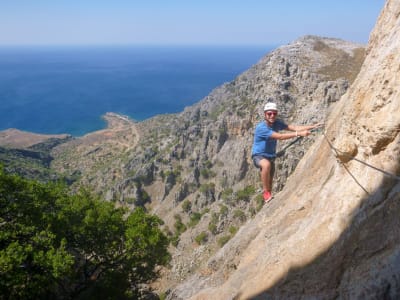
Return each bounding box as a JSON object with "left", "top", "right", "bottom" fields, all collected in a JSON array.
[{"left": 0, "top": 167, "right": 170, "bottom": 299}]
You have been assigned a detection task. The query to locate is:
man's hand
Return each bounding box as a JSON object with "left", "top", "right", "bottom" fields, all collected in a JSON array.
[
  {"left": 299, "top": 130, "right": 311, "bottom": 137},
  {"left": 313, "top": 122, "right": 324, "bottom": 129},
  {"left": 300, "top": 123, "right": 324, "bottom": 136}
]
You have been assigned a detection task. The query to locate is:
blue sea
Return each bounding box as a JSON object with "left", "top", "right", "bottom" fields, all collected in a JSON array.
[{"left": 0, "top": 45, "right": 273, "bottom": 136}]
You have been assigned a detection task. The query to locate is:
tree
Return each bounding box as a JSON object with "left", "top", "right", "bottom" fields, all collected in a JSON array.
[{"left": 0, "top": 168, "right": 170, "bottom": 299}]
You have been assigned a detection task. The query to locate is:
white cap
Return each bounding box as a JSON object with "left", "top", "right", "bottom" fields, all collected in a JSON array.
[{"left": 263, "top": 102, "right": 278, "bottom": 111}]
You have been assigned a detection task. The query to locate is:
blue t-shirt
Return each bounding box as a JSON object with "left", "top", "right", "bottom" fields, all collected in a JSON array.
[{"left": 251, "top": 120, "right": 288, "bottom": 158}]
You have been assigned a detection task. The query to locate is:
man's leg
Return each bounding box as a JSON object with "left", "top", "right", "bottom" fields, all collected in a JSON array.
[
  {"left": 259, "top": 158, "right": 272, "bottom": 192},
  {"left": 259, "top": 158, "right": 275, "bottom": 202}
]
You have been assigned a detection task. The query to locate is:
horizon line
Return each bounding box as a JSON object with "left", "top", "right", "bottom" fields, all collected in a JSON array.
[{"left": 0, "top": 42, "right": 280, "bottom": 48}]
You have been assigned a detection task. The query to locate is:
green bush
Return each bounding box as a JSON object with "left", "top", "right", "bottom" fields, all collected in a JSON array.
[
  {"left": 201, "top": 208, "right": 210, "bottom": 214},
  {"left": 199, "top": 183, "right": 215, "bottom": 194},
  {"left": 204, "top": 160, "right": 213, "bottom": 169},
  {"left": 221, "top": 188, "right": 233, "bottom": 201},
  {"left": 199, "top": 160, "right": 215, "bottom": 179},
  {"left": 164, "top": 168, "right": 182, "bottom": 185},
  {"left": 249, "top": 207, "right": 257, "bottom": 217},
  {"left": 159, "top": 292, "right": 167, "bottom": 300},
  {"left": 219, "top": 204, "right": 229, "bottom": 217},
  {"left": 208, "top": 223, "right": 217, "bottom": 235},
  {"left": 0, "top": 168, "right": 170, "bottom": 299},
  {"left": 182, "top": 200, "right": 192, "bottom": 213},
  {"left": 217, "top": 235, "right": 231, "bottom": 247},
  {"left": 229, "top": 226, "right": 238, "bottom": 235},
  {"left": 208, "top": 212, "right": 219, "bottom": 235},
  {"left": 195, "top": 231, "right": 208, "bottom": 245},
  {"left": 173, "top": 214, "right": 187, "bottom": 235},
  {"left": 200, "top": 168, "right": 216, "bottom": 179},
  {"left": 236, "top": 185, "right": 256, "bottom": 202},
  {"left": 255, "top": 194, "right": 264, "bottom": 212},
  {"left": 170, "top": 234, "right": 180, "bottom": 247},
  {"left": 188, "top": 212, "right": 202, "bottom": 228},
  {"left": 233, "top": 209, "right": 246, "bottom": 222}
]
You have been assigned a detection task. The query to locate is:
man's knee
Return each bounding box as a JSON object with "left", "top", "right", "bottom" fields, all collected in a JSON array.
[{"left": 259, "top": 159, "right": 271, "bottom": 171}]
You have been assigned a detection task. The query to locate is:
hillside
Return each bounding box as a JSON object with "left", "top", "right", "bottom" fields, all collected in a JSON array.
[
  {"left": 0, "top": 33, "right": 368, "bottom": 293},
  {"left": 167, "top": 0, "right": 400, "bottom": 298},
  {"left": 34, "top": 35, "right": 367, "bottom": 291}
]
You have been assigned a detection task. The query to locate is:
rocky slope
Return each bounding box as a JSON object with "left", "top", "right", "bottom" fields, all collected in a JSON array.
[
  {"left": 38, "top": 35, "right": 366, "bottom": 290},
  {"left": 167, "top": 0, "right": 400, "bottom": 298},
  {"left": 0, "top": 33, "right": 367, "bottom": 293}
]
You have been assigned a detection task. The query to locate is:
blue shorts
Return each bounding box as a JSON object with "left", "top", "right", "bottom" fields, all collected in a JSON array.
[{"left": 252, "top": 155, "right": 275, "bottom": 173}]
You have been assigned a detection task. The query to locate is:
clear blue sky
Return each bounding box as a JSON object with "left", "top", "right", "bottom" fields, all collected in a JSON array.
[{"left": 0, "top": 0, "right": 385, "bottom": 46}]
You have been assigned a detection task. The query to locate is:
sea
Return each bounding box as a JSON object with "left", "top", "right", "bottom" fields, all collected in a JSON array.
[{"left": 0, "top": 45, "right": 274, "bottom": 136}]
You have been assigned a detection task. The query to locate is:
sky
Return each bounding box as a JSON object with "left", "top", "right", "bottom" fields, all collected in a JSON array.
[{"left": 0, "top": 0, "right": 385, "bottom": 46}]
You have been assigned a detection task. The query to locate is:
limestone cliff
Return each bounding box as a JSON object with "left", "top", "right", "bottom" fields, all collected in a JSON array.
[{"left": 167, "top": 0, "right": 400, "bottom": 299}]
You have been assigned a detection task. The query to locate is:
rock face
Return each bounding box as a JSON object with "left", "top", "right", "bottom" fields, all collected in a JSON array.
[{"left": 167, "top": 1, "right": 400, "bottom": 299}]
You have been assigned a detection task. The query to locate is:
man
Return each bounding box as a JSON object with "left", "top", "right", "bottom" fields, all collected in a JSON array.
[{"left": 251, "top": 102, "right": 323, "bottom": 202}]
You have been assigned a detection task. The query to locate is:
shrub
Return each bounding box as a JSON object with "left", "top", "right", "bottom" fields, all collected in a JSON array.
[
  {"left": 255, "top": 194, "right": 264, "bottom": 212},
  {"left": 188, "top": 212, "right": 202, "bottom": 228},
  {"left": 173, "top": 214, "right": 187, "bottom": 235},
  {"left": 211, "top": 212, "right": 219, "bottom": 223},
  {"left": 182, "top": 200, "right": 192, "bottom": 213},
  {"left": 204, "top": 160, "right": 213, "bottom": 169},
  {"left": 233, "top": 209, "right": 246, "bottom": 222},
  {"left": 201, "top": 208, "right": 210, "bottom": 214},
  {"left": 219, "top": 204, "right": 229, "bottom": 217},
  {"left": 249, "top": 207, "right": 257, "bottom": 217},
  {"left": 199, "top": 183, "right": 215, "bottom": 194},
  {"left": 200, "top": 168, "right": 216, "bottom": 179},
  {"left": 170, "top": 235, "right": 180, "bottom": 247},
  {"left": 208, "top": 212, "right": 219, "bottom": 235},
  {"left": 221, "top": 188, "right": 233, "bottom": 201},
  {"left": 159, "top": 292, "right": 167, "bottom": 300},
  {"left": 229, "top": 226, "right": 238, "bottom": 235},
  {"left": 195, "top": 231, "right": 208, "bottom": 245},
  {"left": 0, "top": 168, "right": 170, "bottom": 299},
  {"left": 217, "top": 235, "right": 231, "bottom": 247},
  {"left": 208, "top": 223, "right": 217, "bottom": 235},
  {"left": 236, "top": 185, "right": 256, "bottom": 202},
  {"left": 200, "top": 161, "right": 215, "bottom": 179}
]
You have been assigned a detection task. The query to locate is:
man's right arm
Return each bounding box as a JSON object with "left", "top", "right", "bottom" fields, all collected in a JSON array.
[{"left": 270, "top": 131, "right": 304, "bottom": 140}]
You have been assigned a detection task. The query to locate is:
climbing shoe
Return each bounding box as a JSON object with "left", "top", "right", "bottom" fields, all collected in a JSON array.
[{"left": 263, "top": 191, "right": 272, "bottom": 203}]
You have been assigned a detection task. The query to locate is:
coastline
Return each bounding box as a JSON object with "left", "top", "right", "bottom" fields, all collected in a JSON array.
[
  {"left": 0, "top": 112, "right": 137, "bottom": 149},
  {"left": 0, "top": 128, "right": 71, "bottom": 149}
]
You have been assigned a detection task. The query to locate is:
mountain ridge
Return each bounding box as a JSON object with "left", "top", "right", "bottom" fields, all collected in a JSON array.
[{"left": 167, "top": 0, "right": 400, "bottom": 298}]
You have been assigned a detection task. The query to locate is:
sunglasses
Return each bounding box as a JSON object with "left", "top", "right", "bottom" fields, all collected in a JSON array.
[{"left": 266, "top": 111, "right": 278, "bottom": 117}]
